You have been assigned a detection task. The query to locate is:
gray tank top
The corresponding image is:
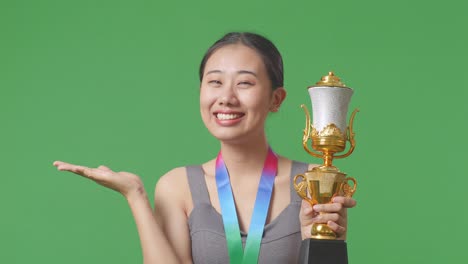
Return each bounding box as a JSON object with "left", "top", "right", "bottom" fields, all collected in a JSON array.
[{"left": 186, "top": 161, "right": 308, "bottom": 264}]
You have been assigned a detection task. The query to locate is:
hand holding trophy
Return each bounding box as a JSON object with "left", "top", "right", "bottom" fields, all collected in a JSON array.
[{"left": 295, "top": 72, "right": 358, "bottom": 264}]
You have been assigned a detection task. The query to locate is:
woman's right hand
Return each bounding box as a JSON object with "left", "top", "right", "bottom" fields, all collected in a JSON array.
[{"left": 53, "top": 161, "right": 144, "bottom": 199}]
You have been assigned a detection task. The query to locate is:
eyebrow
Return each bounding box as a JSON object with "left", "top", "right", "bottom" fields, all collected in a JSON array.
[
  {"left": 205, "top": 70, "right": 258, "bottom": 77},
  {"left": 205, "top": 70, "right": 222, "bottom": 76},
  {"left": 238, "top": 70, "right": 257, "bottom": 77}
]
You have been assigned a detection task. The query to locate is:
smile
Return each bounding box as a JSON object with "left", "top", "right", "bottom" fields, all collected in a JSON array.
[{"left": 216, "top": 113, "right": 244, "bottom": 120}]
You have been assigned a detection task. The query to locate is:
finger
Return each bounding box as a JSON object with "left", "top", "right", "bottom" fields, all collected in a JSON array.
[
  {"left": 53, "top": 161, "right": 88, "bottom": 175},
  {"left": 327, "top": 220, "right": 346, "bottom": 238},
  {"left": 54, "top": 161, "right": 112, "bottom": 182},
  {"left": 332, "top": 196, "right": 357, "bottom": 208},
  {"left": 53, "top": 160, "right": 78, "bottom": 169},
  {"left": 53, "top": 160, "right": 73, "bottom": 168},
  {"left": 313, "top": 203, "right": 343, "bottom": 213},
  {"left": 312, "top": 213, "right": 340, "bottom": 224}
]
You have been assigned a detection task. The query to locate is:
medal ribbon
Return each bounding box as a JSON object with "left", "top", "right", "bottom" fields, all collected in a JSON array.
[{"left": 215, "top": 148, "right": 278, "bottom": 264}]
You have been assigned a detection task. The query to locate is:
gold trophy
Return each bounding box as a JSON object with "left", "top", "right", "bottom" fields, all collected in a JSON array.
[{"left": 295, "top": 72, "right": 358, "bottom": 264}]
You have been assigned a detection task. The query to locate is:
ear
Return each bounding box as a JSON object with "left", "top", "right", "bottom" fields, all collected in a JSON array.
[{"left": 270, "top": 87, "right": 287, "bottom": 112}]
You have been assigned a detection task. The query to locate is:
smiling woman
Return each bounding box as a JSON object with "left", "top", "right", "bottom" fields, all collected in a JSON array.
[
  {"left": 199, "top": 43, "right": 284, "bottom": 143},
  {"left": 53, "top": 32, "right": 356, "bottom": 264}
]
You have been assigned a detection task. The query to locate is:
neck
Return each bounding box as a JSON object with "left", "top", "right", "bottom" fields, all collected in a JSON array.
[{"left": 219, "top": 133, "right": 271, "bottom": 180}]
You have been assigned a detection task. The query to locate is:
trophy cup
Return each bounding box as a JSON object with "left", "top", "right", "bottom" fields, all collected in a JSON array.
[{"left": 294, "top": 72, "right": 358, "bottom": 264}]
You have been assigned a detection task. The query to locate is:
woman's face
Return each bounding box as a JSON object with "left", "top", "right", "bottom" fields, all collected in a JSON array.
[{"left": 200, "top": 44, "right": 285, "bottom": 144}]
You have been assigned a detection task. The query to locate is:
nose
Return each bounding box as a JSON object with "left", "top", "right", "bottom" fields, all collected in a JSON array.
[{"left": 218, "top": 85, "right": 239, "bottom": 106}]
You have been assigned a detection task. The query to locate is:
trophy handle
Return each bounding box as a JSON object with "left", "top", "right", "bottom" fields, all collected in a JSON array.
[
  {"left": 293, "top": 174, "right": 317, "bottom": 205},
  {"left": 335, "top": 108, "right": 359, "bottom": 159},
  {"left": 301, "top": 104, "right": 323, "bottom": 159},
  {"left": 340, "top": 177, "right": 357, "bottom": 198}
]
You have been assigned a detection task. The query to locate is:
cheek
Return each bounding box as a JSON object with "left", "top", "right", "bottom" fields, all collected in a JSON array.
[
  {"left": 199, "top": 91, "right": 214, "bottom": 118},
  {"left": 199, "top": 93, "right": 211, "bottom": 110},
  {"left": 244, "top": 92, "right": 272, "bottom": 113}
]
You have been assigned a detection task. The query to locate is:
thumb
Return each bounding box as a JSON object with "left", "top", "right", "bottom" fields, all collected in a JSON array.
[
  {"left": 81, "top": 167, "right": 112, "bottom": 181},
  {"left": 97, "top": 165, "right": 113, "bottom": 172},
  {"left": 300, "top": 200, "right": 315, "bottom": 225},
  {"left": 301, "top": 200, "right": 313, "bottom": 213}
]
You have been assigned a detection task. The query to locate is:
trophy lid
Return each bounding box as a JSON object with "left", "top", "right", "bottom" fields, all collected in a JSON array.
[{"left": 309, "top": 72, "right": 348, "bottom": 88}]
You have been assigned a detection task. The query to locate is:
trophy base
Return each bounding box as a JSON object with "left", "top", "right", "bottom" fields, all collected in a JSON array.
[
  {"left": 311, "top": 223, "right": 337, "bottom": 240},
  {"left": 298, "top": 239, "right": 348, "bottom": 264}
]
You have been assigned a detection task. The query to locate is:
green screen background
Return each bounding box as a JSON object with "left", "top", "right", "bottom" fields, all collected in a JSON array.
[{"left": 2, "top": 0, "right": 467, "bottom": 263}]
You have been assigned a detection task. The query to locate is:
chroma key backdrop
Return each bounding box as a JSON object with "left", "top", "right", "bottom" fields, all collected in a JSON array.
[{"left": 1, "top": 0, "right": 467, "bottom": 263}]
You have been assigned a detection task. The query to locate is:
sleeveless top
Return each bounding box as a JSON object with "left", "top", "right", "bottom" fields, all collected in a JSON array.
[{"left": 186, "top": 161, "right": 308, "bottom": 264}]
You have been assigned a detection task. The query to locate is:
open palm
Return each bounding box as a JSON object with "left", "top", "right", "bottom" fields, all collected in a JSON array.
[{"left": 53, "top": 161, "right": 143, "bottom": 198}]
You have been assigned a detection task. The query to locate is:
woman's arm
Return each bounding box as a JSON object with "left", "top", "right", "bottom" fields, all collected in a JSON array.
[
  {"left": 153, "top": 167, "right": 194, "bottom": 264},
  {"left": 53, "top": 161, "right": 181, "bottom": 264},
  {"left": 127, "top": 187, "right": 181, "bottom": 264}
]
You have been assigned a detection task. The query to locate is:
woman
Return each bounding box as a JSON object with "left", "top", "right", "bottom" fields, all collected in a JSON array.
[{"left": 53, "top": 32, "right": 356, "bottom": 264}]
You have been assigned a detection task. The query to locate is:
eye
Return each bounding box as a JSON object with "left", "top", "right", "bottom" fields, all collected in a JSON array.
[
  {"left": 237, "top": 81, "right": 254, "bottom": 87},
  {"left": 208, "top": 80, "right": 222, "bottom": 86}
]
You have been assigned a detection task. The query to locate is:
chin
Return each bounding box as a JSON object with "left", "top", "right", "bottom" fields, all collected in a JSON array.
[
  {"left": 205, "top": 126, "right": 241, "bottom": 140},
  {"left": 210, "top": 131, "right": 245, "bottom": 143},
  {"left": 209, "top": 128, "right": 264, "bottom": 145}
]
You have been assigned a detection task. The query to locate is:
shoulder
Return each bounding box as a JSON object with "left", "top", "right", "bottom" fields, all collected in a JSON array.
[
  {"left": 154, "top": 162, "right": 213, "bottom": 216},
  {"left": 154, "top": 167, "right": 189, "bottom": 205},
  {"left": 155, "top": 158, "right": 215, "bottom": 195},
  {"left": 155, "top": 167, "right": 187, "bottom": 191}
]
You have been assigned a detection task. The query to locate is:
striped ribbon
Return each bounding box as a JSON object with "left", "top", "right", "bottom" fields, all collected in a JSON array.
[{"left": 215, "top": 148, "right": 278, "bottom": 264}]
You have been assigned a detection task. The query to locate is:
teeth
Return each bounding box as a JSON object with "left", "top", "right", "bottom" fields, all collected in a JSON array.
[{"left": 217, "top": 113, "right": 241, "bottom": 120}]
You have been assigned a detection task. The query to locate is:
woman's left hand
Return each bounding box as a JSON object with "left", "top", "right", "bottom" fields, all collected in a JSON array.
[{"left": 299, "top": 196, "right": 357, "bottom": 240}]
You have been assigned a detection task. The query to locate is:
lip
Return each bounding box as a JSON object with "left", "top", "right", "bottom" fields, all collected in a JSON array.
[{"left": 213, "top": 110, "right": 245, "bottom": 126}]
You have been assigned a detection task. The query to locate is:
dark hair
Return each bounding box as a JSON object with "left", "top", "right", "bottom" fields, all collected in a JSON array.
[{"left": 199, "top": 32, "right": 284, "bottom": 90}]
